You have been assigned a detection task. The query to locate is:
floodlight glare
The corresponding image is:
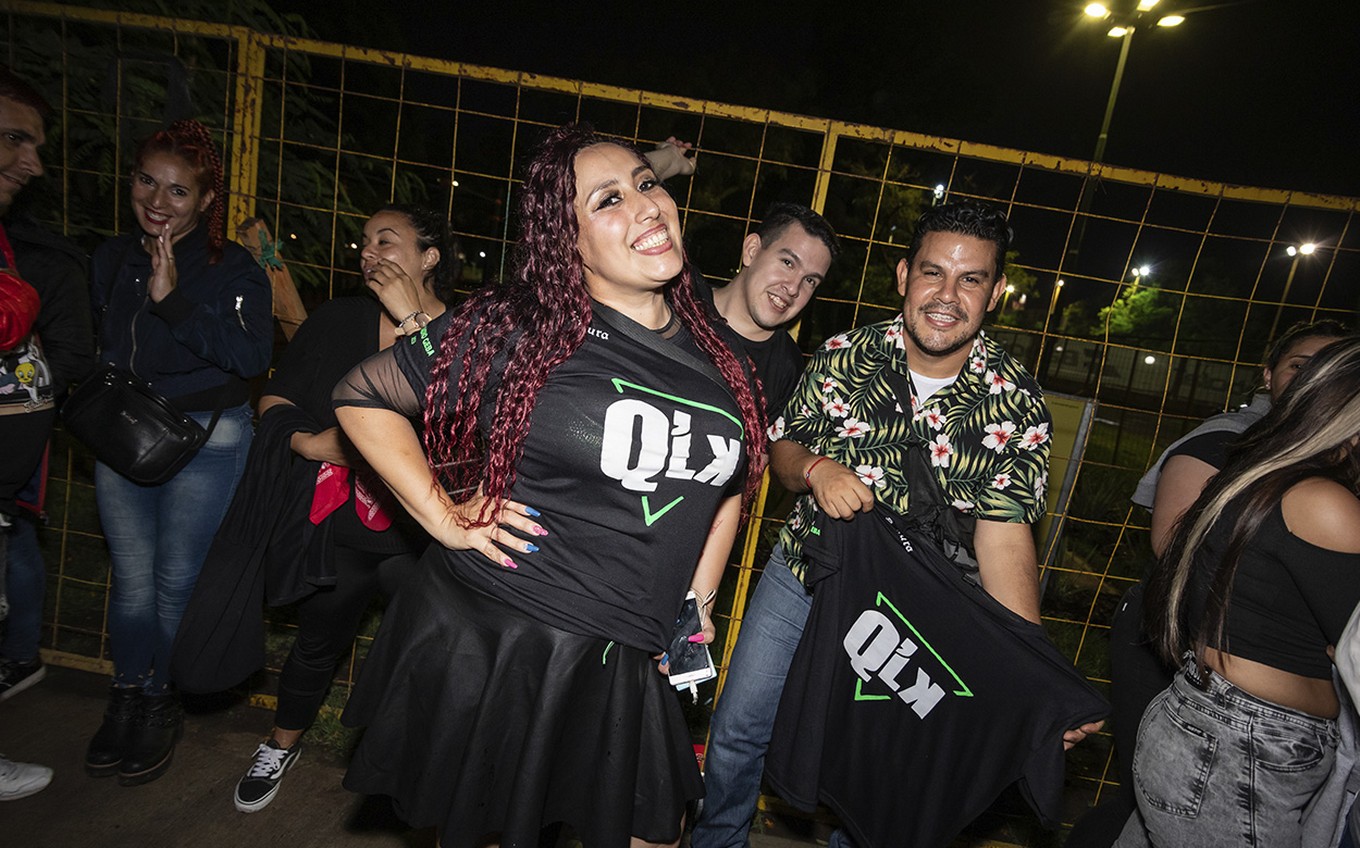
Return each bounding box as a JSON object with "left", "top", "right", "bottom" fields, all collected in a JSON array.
[
  {"left": 1287, "top": 246, "right": 1298, "bottom": 257},
  {"left": 1084, "top": 3, "right": 1110, "bottom": 18},
  {"left": 1138, "top": 265, "right": 1150, "bottom": 277},
  {"left": 1056, "top": 279, "right": 1066, "bottom": 287},
  {"left": 1299, "top": 242, "right": 1317, "bottom": 255},
  {"left": 1108, "top": 25, "right": 1130, "bottom": 37},
  {"left": 1006, "top": 284, "right": 1016, "bottom": 294},
  {"left": 1136, "top": 0, "right": 1160, "bottom": 10},
  {"left": 1157, "top": 15, "right": 1185, "bottom": 26},
  {"left": 1144, "top": 355, "right": 1156, "bottom": 365}
]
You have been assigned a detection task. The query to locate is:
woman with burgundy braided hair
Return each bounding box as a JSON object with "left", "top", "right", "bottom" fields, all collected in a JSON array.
[
  {"left": 333, "top": 123, "right": 765, "bottom": 847},
  {"left": 85, "top": 118, "right": 272, "bottom": 785}
]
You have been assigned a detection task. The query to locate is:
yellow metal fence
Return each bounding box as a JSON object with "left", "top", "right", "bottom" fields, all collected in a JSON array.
[{"left": 3, "top": 2, "right": 1359, "bottom": 841}]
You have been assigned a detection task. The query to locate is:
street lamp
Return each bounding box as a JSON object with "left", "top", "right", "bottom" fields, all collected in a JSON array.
[
  {"left": 1046, "top": 279, "right": 1066, "bottom": 321},
  {"left": 1083, "top": 2, "right": 1187, "bottom": 167},
  {"left": 1069, "top": 2, "right": 1190, "bottom": 264},
  {"left": 1268, "top": 242, "right": 1319, "bottom": 341},
  {"left": 1001, "top": 283, "right": 1017, "bottom": 311}
]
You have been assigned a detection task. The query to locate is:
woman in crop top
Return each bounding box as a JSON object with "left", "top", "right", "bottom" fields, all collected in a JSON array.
[
  {"left": 1067, "top": 321, "right": 1350, "bottom": 848},
  {"left": 1115, "top": 335, "right": 1360, "bottom": 848}
]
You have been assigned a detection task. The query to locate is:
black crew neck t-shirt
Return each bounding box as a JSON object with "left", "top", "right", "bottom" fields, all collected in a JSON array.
[
  {"left": 767, "top": 509, "right": 1109, "bottom": 848},
  {"left": 385, "top": 307, "right": 748, "bottom": 653}
]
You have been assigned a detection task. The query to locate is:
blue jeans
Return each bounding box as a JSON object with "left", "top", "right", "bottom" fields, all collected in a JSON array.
[
  {"left": 96, "top": 404, "right": 253, "bottom": 692},
  {"left": 1116, "top": 662, "right": 1339, "bottom": 848},
  {"left": 1, "top": 517, "right": 45, "bottom": 662},
  {"left": 694, "top": 546, "right": 831, "bottom": 848}
]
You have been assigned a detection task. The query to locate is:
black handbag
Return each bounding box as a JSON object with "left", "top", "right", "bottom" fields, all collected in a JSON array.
[{"left": 62, "top": 366, "right": 225, "bottom": 486}]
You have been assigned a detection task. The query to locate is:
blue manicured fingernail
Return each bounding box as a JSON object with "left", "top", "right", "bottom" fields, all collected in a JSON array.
[
  {"left": 525, "top": 543, "right": 539, "bottom": 553},
  {"left": 660, "top": 652, "right": 669, "bottom": 664},
  {"left": 524, "top": 506, "right": 541, "bottom": 517}
]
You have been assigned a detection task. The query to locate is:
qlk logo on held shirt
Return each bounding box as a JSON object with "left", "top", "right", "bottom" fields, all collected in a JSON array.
[
  {"left": 598, "top": 378, "right": 743, "bottom": 526},
  {"left": 842, "top": 581, "right": 973, "bottom": 719}
]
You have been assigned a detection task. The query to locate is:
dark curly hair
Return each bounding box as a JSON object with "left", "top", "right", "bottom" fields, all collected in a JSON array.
[
  {"left": 374, "top": 203, "right": 463, "bottom": 305},
  {"left": 423, "top": 123, "right": 767, "bottom": 526},
  {"left": 133, "top": 119, "right": 227, "bottom": 264}
]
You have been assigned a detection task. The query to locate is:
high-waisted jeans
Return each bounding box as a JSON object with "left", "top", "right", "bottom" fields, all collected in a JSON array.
[
  {"left": 1116, "top": 660, "right": 1339, "bottom": 848},
  {"left": 96, "top": 404, "right": 253, "bottom": 692}
]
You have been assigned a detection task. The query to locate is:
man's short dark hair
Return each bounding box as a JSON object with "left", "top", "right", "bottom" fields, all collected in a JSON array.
[
  {"left": 905, "top": 200, "right": 1012, "bottom": 280},
  {"left": 0, "top": 66, "right": 52, "bottom": 120},
  {"left": 754, "top": 202, "right": 840, "bottom": 262}
]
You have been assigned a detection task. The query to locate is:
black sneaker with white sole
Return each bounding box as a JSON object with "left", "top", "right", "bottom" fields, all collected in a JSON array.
[
  {"left": 0, "top": 657, "right": 45, "bottom": 702},
  {"left": 233, "top": 739, "right": 301, "bottom": 812}
]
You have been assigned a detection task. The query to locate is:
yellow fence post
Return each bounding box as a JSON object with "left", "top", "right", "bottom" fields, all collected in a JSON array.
[{"left": 227, "top": 27, "right": 266, "bottom": 241}]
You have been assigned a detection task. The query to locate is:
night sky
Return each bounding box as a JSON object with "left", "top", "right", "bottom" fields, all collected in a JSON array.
[{"left": 274, "top": 0, "right": 1360, "bottom": 198}]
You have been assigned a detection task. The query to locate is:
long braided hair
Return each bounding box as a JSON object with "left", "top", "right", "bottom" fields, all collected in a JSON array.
[
  {"left": 424, "top": 123, "right": 767, "bottom": 527},
  {"left": 133, "top": 119, "right": 227, "bottom": 264}
]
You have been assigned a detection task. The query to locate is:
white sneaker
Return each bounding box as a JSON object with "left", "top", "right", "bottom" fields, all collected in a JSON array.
[{"left": 0, "top": 756, "right": 53, "bottom": 800}]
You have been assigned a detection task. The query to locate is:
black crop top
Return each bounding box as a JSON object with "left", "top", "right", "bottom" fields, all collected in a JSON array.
[{"left": 1186, "top": 500, "right": 1360, "bottom": 679}]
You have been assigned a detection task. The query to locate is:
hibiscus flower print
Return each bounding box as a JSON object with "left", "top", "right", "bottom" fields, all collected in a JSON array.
[
  {"left": 821, "top": 376, "right": 838, "bottom": 394},
  {"left": 836, "top": 417, "right": 872, "bottom": 438},
  {"left": 991, "top": 472, "right": 1012, "bottom": 490},
  {"left": 929, "top": 434, "right": 953, "bottom": 467},
  {"left": 982, "top": 421, "right": 1017, "bottom": 453},
  {"left": 951, "top": 498, "right": 975, "bottom": 513},
  {"left": 856, "top": 465, "right": 887, "bottom": 488},
  {"left": 823, "top": 333, "right": 851, "bottom": 351},
  {"left": 823, "top": 396, "right": 850, "bottom": 418},
  {"left": 767, "top": 415, "right": 786, "bottom": 441},
  {"left": 969, "top": 355, "right": 987, "bottom": 374},
  {"left": 921, "top": 406, "right": 945, "bottom": 431},
  {"left": 985, "top": 370, "right": 1016, "bottom": 395},
  {"left": 1034, "top": 471, "right": 1049, "bottom": 502},
  {"left": 1021, "top": 422, "right": 1050, "bottom": 450},
  {"left": 884, "top": 323, "right": 905, "bottom": 350}
]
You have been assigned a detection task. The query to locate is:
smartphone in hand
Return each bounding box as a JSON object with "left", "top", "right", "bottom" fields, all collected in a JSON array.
[{"left": 667, "top": 591, "right": 717, "bottom": 689}]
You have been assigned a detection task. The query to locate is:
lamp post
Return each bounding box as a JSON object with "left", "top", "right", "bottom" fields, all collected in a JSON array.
[
  {"left": 1084, "top": 2, "right": 1187, "bottom": 164},
  {"left": 1267, "top": 242, "right": 1317, "bottom": 342},
  {"left": 1046, "top": 278, "right": 1066, "bottom": 328},
  {"left": 1068, "top": 2, "right": 1187, "bottom": 264}
]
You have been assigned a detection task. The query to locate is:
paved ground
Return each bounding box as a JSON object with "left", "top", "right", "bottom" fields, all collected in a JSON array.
[{"left": 0, "top": 664, "right": 815, "bottom": 848}]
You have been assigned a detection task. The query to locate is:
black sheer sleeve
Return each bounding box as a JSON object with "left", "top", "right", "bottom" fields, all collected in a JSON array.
[{"left": 332, "top": 345, "right": 424, "bottom": 417}]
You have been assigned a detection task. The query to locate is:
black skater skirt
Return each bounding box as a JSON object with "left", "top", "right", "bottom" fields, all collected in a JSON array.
[{"left": 342, "top": 548, "right": 703, "bottom": 847}]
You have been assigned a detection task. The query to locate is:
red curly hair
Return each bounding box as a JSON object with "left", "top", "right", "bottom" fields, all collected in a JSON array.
[
  {"left": 133, "top": 119, "right": 227, "bottom": 264},
  {"left": 424, "top": 123, "right": 767, "bottom": 526}
]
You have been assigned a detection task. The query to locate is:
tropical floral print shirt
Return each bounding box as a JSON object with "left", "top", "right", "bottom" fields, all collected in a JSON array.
[{"left": 773, "top": 315, "right": 1052, "bottom": 584}]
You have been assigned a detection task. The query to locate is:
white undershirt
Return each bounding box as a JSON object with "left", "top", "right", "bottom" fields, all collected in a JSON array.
[{"left": 910, "top": 370, "right": 958, "bottom": 405}]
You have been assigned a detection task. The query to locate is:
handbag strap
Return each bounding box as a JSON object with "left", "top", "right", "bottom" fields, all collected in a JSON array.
[
  {"left": 878, "top": 363, "right": 979, "bottom": 573},
  {"left": 196, "top": 376, "right": 240, "bottom": 444},
  {"left": 589, "top": 301, "right": 736, "bottom": 403}
]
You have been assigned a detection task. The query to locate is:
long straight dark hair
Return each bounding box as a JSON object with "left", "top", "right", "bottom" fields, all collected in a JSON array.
[{"left": 1144, "top": 335, "right": 1360, "bottom": 672}]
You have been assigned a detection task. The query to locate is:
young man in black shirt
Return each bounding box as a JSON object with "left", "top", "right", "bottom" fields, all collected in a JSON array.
[{"left": 707, "top": 203, "right": 838, "bottom": 420}]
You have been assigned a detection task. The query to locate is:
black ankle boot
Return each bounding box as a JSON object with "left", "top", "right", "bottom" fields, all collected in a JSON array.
[
  {"left": 86, "top": 685, "right": 143, "bottom": 777},
  {"left": 117, "top": 690, "right": 183, "bottom": 786}
]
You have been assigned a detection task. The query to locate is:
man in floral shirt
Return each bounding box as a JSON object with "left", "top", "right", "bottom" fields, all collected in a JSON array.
[{"left": 694, "top": 201, "right": 1101, "bottom": 848}]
